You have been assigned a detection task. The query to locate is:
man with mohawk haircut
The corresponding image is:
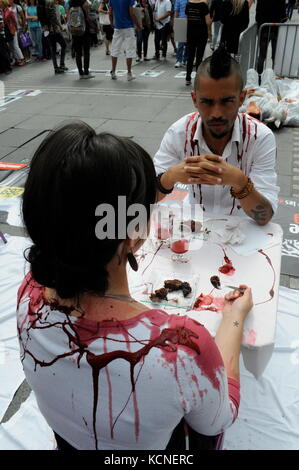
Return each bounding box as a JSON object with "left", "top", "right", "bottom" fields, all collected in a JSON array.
[{"left": 154, "top": 48, "right": 279, "bottom": 226}]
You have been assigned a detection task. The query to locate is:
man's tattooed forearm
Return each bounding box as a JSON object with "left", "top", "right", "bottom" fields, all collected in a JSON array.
[{"left": 250, "top": 204, "right": 270, "bottom": 223}]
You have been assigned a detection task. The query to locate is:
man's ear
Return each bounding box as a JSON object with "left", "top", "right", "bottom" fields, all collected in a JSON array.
[
  {"left": 239, "top": 89, "right": 247, "bottom": 107},
  {"left": 191, "top": 90, "right": 197, "bottom": 109}
]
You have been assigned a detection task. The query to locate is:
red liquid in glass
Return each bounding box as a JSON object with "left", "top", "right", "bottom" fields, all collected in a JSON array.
[{"left": 171, "top": 239, "right": 189, "bottom": 254}]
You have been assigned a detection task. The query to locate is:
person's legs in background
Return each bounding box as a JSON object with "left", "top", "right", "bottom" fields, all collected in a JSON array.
[
  {"left": 175, "top": 41, "right": 184, "bottom": 67},
  {"left": 256, "top": 26, "right": 271, "bottom": 79},
  {"left": 82, "top": 34, "right": 94, "bottom": 78},
  {"left": 125, "top": 28, "right": 136, "bottom": 80},
  {"left": 186, "top": 41, "right": 196, "bottom": 84},
  {"left": 182, "top": 42, "right": 187, "bottom": 65},
  {"left": 161, "top": 23, "right": 169, "bottom": 58},
  {"left": 270, "top": 26, "right": 279, "bottom": 69},
  {"left": 9, "top": 33, "right": 25, "bottom": 65},
  {"left": 49, "top": 33, "right": 67, "bottom": 72},
  {"left": 207, "top": 23, "right": 212, "bottom": 42},
  {"left": 42, "top": 33, "right": 51, "bottom": 59},
  {"left": 110, "top": 29, "right": 120, "bottom": 78},
  {"left": 56, "top": 33, "right": 67, "bottom": 69},
  {"left": 154, "top": 28, "right": 162, "bottom": 59},
  {"left": 73, "top": 36, "right": 84, "bottom": 76},
  {"left": 30, "top": 27, "right": 43, "bottom": 59},
  {"left": 143, "top": 27, "right": 150, "bottom": 59},
  {"left": 286, "top": 2, "right": 294, "bottom": 19},
  {"left": 136, "top": 29, "right": 142, "bottom": 60},
  {"left": 195, "top": 36, "right": 207, "bottom": 70},
  {"left": 211, "top": 21, "right": 221, "bottom": 50},
  {"left": 0, "top": 36, "right": 12, "bottom": 73}
]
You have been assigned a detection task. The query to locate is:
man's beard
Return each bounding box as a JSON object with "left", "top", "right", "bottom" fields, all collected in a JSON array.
[{"left": 209, "top": 128, "right": 231, "bottom": 139}]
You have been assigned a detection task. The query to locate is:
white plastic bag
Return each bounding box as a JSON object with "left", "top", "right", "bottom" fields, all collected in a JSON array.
[
  {"left": 264, "top": 101, "right": 288, "bottom": 128},
  {"left": 260, "top": 69, "right": 279, "bottom": 96},
  {"left": 244, "top": 69, "right": 259, "bottom": 89},
  {"left": 277, "top": 78, "right": 299, "bottom": 100},
  {"left": 284, "top": 99, "right": 299, "bottom": 126}
]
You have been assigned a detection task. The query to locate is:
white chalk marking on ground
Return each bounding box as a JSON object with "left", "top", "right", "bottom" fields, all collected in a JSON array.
[
  {"left": 140, "top": 70, "right": 165, "bottom": 78},
  {"left": 174, "top": 71, "right": 196, "bottom": 79},
  {"left": 25, "top": 90, "right": 42, "bottom": 97},
  {"left": 0, "top": 89, "right": 41, "bottom": 108}
]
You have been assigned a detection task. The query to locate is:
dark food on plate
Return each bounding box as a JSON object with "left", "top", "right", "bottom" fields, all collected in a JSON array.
[
  {"left": 181, "top": 282, "right": 192, "bottom": 297},
  {"left": 150, "top": 288, "right": 168, "bottom": 302},
  {"left": 150, "top": 279, "right": 192, "bottom": 302},
  {"left": 164, "top": 279, "right": 183, "bottom": 291}
]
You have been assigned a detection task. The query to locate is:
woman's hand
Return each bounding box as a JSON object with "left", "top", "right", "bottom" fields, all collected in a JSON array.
[{"left": 222, "top": 285, "right": 253, "bottom": 322}]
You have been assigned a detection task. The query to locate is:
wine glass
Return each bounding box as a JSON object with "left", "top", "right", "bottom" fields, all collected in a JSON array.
[
  {"left": 152, "top": 208, "right": 172, "bottom": 247},
  {"left": 170, "top": 224, "right": 192, "bottom": 263}
]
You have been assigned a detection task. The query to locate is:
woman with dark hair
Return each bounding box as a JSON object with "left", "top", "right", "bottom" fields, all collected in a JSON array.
[
  {"left": 18, "top": 121, "right": 252, "bottom": 450},
  {"left": 67, "top": 0, "right": 94, "bottom": 78}
]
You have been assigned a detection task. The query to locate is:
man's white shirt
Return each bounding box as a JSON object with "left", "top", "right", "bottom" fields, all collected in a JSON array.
[
  {"left": 154, "top": 0, "right": 172, "bottom": 29},
  {"left": 154, "top": 112, "right": 279, "bottom": 216}
]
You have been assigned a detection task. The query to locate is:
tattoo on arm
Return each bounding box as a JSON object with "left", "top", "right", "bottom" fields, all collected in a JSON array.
[
  {"left": 233, "top": 321, "right": 239, "bottom": 327},
  {"left": 250, "top": 204, "right": 268, "bottom": 222}
]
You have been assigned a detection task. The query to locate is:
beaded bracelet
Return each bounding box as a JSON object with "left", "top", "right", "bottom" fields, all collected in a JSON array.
[{"left": 230, "top": 177, "right": 254, "bottom": 200}]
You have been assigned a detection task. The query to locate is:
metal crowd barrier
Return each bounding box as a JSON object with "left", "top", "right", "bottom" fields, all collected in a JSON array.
[
  {"left": 238, "top": 22, "right": 299, "bottom": 80},
  {"left": 258, "top": 23, "right": 299, "bottom": 78},
  {"left": 238, "top": 23, "right": 258, "bottom": 81}
]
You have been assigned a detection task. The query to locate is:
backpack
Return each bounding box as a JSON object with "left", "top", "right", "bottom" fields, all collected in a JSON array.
[{"left": 68, "top": 6, "right": 86, "bottom": 36}]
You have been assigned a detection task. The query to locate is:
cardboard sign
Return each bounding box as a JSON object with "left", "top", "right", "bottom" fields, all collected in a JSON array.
[{"left": 174, "top": 17, "right": 187, "bottom": 43}]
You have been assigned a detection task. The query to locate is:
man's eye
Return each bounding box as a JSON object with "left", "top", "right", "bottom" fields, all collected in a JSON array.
[{"left": 200, "top": 100, "right": 213, "bottom": 105}]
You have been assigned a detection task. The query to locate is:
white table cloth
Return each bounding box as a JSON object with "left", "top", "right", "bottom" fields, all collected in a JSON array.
[{"left": 127, "top": 214, "right": 283, "bottom": 378}]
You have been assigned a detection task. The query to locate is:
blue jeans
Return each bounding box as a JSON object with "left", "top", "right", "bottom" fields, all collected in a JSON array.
[
  {"left": 176, "top": 42, "right": 187, "bottom": 63},
  {"left": 29, "top": 27, "right": 43, "bottom": 57}
]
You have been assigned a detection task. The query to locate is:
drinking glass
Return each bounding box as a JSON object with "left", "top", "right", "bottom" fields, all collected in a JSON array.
[{"left": 170, "top": 224, "right": 192, "bottom": 263}]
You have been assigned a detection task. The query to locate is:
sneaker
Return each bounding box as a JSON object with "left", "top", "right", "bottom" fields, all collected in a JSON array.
[
  {"left": 127, "top": 72, "right": 136, "bottom": 81},
  {"left": 110, "top": 71, "right": 117, "bottom": 80},
  {"left": 17, "top": 60, "right": 26, "bottom": 66},
  {"left": 81, "top": 73, "right": 95, "bottom": 79},
  {"left": 106, "top": 50, "right": 110, "bottom": 55},
  {"left": 60, "top": 66, "right": 69, "bottom": 71},
  {"left": 136, "top": 57, "right": 141, "bottom": 62},
  {"left": 153, "top": 55, "right": 160, "bottom": 60},
  {"left": 174, "top": 61, "right": 181, "bottom": 68},
  {"left": 144, "top": 57, "right": 150, "bottom": 61},
  {"left": 55, "top": 67, "right": 65, "bottom": 74},
  {"left": 186, "top": 80, "right": 191, "bottom": 86}
]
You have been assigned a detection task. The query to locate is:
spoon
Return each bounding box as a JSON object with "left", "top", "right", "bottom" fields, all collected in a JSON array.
[{"left": 210, "top": 276, "right": 245, "bottom": 294}]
